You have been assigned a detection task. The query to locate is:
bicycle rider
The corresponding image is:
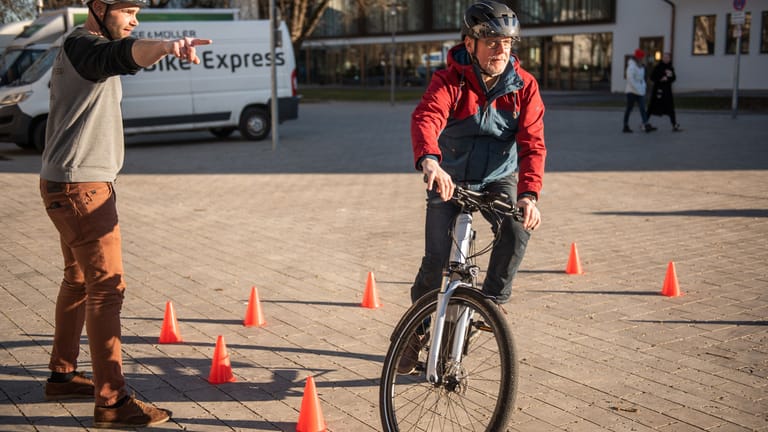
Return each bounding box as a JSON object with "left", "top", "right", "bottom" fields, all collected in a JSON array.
[{"left": 401, "top": 0, "right": 546, "bottom": 373}]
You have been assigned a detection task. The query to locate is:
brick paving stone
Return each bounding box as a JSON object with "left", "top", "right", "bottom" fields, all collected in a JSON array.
[{"left": 1, "top": 100, "right": 767, "bottom": 431}]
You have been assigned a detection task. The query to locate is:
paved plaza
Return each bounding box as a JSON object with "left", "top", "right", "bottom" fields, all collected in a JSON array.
[{"left": 1, "top": 98, "right": 767, "bottom": 431}]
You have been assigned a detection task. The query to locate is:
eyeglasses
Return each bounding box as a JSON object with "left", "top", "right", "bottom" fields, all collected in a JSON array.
[{"left": 483, "top": 38, "right": 513, "bottom": 50}]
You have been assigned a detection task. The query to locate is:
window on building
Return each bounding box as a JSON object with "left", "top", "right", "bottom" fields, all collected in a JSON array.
[
  {"left": 517, "top": 32, "right": 612, "bottom": 91},
  {"left": 313, "top": 0, "right": 358, "bottom": 37},
  {"left": 693, "top": 15, "right": 716, "bottom": 55},
  {"left": 365, "top": 0, "right": 424, "bottom": 35},
  {"left": 761, "top": 11, "right": 768, "bottom": 53},
  {"left": 726, "top": 12, "right": 751, "bottom": 54},
  {"left": 432, "top": 0, "right": 474, "bottom": 31},
  {"left": 512, "top": 0, "right": 615, "bottom": 25}
]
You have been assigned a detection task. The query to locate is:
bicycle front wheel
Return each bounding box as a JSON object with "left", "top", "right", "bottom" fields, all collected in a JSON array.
[{"left": 380, "top": 287, "right": 518, "bottom": 432}]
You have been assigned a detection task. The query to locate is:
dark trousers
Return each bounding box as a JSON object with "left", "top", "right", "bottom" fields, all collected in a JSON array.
[
  {"left": 624, "top": 93, "right": 649, "bottom": 126},
  {"left": 410, "top": 178, "right": 531, "bottom": 304}
]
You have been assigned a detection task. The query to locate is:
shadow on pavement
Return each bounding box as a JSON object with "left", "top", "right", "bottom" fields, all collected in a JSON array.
[
  {"left": 527, "top": 289, "right": 660, "bottom": 296},
  {"left": 595, "top": 209, "right": 768, "bottom": 218},
  {"left": 629, "top": 319, "right": 768, "bottom": 326}
]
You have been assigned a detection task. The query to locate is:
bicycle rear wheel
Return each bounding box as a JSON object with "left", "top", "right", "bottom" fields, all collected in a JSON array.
[{"left": 380, "top": 287, "right": 518, "bottom": 432}]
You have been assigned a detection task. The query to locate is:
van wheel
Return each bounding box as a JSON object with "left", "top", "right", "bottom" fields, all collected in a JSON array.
[
  {"left": 32, "top": 117, "right": 47, "bottom": 153},
  {"left": 239, "top": 107, "right": 269, "bottom": 141},
  {"left": 210, "top": 127, "right": 235, "bottom": 138}
]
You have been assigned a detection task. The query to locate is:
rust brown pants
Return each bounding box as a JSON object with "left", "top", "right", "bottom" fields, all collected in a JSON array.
[{"left": 40, "top": 180, "right": 126, "bottom": 406}]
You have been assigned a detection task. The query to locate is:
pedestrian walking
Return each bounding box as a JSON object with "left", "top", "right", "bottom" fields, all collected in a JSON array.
[
  {"left": 648, "top": 52, "right": 682, "bottom": 131},
  {"left": 623, "top": 48, "right": 656, "bottom": 133}
]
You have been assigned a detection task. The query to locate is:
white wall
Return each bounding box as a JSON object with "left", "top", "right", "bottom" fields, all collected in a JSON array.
[
  {"left": 612, "top": 0, "right": 768, "bottom": 93},
  {"left": 672, "top": 0, "right": 768, "bottom": 92},
  {"left": 611, "top": 0, "right": 672, "bottom": 92}
]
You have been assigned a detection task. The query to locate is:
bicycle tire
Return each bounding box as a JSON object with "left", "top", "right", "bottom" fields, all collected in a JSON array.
[{"left": 380, "top": 287, "right": 518, "bottom": 432}]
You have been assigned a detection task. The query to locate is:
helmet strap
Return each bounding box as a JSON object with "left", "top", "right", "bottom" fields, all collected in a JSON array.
[
  {"left": 88, "top": 1, "right": 114, "bottom": 40},
  {"left": 468, "top": 37, "right": 502, "bottom": 79}
]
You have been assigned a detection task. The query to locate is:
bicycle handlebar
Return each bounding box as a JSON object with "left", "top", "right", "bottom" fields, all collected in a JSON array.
[{"left": 452, "top": 186, "right": 525, "bottom": 222}]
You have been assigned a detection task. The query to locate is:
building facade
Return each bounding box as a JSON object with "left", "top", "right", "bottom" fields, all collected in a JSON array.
[{"left": 300, "top": 0, "right": 768, "bottom": 93}]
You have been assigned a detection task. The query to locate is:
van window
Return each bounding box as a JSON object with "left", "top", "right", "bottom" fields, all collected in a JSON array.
[
  {"left": 19, "top": 46, "right": 59, "bottom": 86},
  {"left": 0, "top": 48, "right": 46, "bottom": 86}
]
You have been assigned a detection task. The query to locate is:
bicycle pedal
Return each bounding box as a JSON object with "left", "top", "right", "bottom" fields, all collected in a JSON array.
[
  {"left": 476, "top": 324, "right": 492, "bottom": 332},
  {"left": 472, "top": 320, "right": 492, "bottom": 332}
]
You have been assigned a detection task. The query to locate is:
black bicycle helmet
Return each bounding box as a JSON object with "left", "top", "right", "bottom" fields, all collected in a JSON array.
[{"left": 462, "top": 1, "right": 520, "bottom": 41}]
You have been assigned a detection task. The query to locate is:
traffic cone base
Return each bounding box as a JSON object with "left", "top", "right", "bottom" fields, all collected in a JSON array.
[
  {"left": 565, "top": 243, "right": 584, "bottom": 275},
  {"left": 361, "top": 271, "right": 382, "bottom": 309},
  {"left": 208, "top": 335, "right": 236, "bottom": 384},
  {"left": 296, "top": 376, "right": 326, "bottom": 432},
  {"left": 244, "top": 286, "right": 267, "bottom": 327},
  {"left": 159, "top": 301, "right": 183, "bottom": 344},
  {"left": 661, "top": 261, "right": 683, "bottom": 297}
]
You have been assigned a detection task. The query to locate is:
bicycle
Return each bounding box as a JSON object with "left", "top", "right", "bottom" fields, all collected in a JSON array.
[{"left": 379, "top": 185, "right": 522, "bottom": 431}]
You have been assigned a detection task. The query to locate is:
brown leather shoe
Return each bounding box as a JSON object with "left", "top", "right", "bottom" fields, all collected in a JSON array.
[
  {"left": 93, "top": 395, "right": 171, "bottom": 429},
  {"left": 44, "top": 371, "right": 94, "bottom": 400}
]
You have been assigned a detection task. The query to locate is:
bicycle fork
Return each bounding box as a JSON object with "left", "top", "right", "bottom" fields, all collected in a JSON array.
[{"left": 426, "top": 213, "right": 475, "bottom": 385}]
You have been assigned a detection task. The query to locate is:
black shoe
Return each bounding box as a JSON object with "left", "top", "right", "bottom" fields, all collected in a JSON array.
[
  {"left": 643, "top": 123, "right": 657, "bottom": 133},
  {"left": 622, "top": 125, "right": 632, "bottom": 133},
  {"left": 673, "top": 123, "right": 682, "bottom": 132},
  {"left": 463, "top": 320, "right": 488, "bottom": 355},
  {"left": 397, "top": 332, "right": 427, "bottom": 374}
]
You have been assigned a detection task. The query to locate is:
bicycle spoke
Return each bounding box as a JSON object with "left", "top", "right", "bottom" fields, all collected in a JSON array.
[
  {"left": 381, "top": 187, "right": 521, "bottom": 431},
  {"left": 381, "top": 288, "right": 517, "bottom": 431}
]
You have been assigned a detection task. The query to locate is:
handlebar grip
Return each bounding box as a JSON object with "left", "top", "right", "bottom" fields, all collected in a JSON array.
[
  {"left": 491, "top": 200, "right": 513, "bottom": 212},
  {"left": 492, "top": 200, "right": 525, "bottom": 222}
]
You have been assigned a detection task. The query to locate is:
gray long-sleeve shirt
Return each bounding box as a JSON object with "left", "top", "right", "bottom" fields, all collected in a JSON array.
[{"left": 40, "top": 27, "right": 140, "bottom": 183}]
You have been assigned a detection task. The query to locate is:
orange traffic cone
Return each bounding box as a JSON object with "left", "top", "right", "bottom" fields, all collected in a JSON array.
[
  {"left": 208, "top": 335, "right": 236, "bottom": 384},
  {"left": 661, "top": 261, "right": 683, "bottom": 297},
  {"left": 159, "top": 301, "right": 182, "bottom": 344},
  {"left": 565, "top": 243, "right": 584, "bottom": 275},
  {"left": 296, "top": 376, "right": 326, "bottom": 432},
  {"left": 244, "top": 286, "right": 267, "bottom": 327},
  {"left": 361, "top": 272, "right": 382, "bottom": 309}
]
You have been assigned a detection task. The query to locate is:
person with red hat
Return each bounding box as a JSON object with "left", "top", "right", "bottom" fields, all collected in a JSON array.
[{"left": 623, "top": 48, "right": 656, "bottom": 133}]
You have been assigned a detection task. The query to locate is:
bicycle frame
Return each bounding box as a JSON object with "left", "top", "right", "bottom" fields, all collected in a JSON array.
[{"left": 426, "top": 211, "right": 475, "bottom": 384}]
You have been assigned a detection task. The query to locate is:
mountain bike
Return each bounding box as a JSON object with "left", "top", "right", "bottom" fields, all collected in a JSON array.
[{"left": 379, "top": 185, "right": 521, "bottom": 431}]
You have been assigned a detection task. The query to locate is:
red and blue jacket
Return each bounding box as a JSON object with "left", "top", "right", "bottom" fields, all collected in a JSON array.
[{"left": 411, "top": 43, "right": 546, "bottom": 198}]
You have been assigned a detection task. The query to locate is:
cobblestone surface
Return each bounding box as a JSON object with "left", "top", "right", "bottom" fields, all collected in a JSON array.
[{"left": 1, "top": 100, "right": 767, "bottom": 431}]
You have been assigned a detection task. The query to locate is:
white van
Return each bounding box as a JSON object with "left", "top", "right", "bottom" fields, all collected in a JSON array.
[
  {"left": 0, "top": 20, "right": 33, "bottom": 56},
  {"left": 0, "top": 9, "right": 87, "bottom": 87},
  {"left": 0, "top": 8, "right": 239, "bottom": 86},
  {"left": 0, "top": 12, "right": 298, "bottom": 150}
]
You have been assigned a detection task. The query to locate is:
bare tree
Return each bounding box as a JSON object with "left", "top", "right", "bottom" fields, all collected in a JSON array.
[
  {"left": 182, "top": 0, "right": 226, "bottom": 8},
  {"left": 2, "top": 0, "right": 330, "bottom": 54},
  {"left": 1, "top": 0, "right": 83, "bottom": 22},
  {"left": 253, "top": 0, "right": 330, "bottom": 53},
  {"left": 1, "top": 0, "right": 34, "bottom": 23},
  {"left": 1, "top": 0, "right": 173, "bottom": 22}
]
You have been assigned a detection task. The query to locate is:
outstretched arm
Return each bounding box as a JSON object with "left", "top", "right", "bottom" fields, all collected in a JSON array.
[{"left": 131, "top": 37, "right": 212, "bottom": 68}]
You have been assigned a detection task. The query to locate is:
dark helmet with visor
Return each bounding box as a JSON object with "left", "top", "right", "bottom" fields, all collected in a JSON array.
[{"left": 462, "top": 1, "right": 520, "bottom": 41}]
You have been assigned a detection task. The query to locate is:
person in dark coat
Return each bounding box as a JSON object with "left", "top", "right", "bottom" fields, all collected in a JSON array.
[{"left": 648, "top": 52, "right": 682, "bottom": 131}]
